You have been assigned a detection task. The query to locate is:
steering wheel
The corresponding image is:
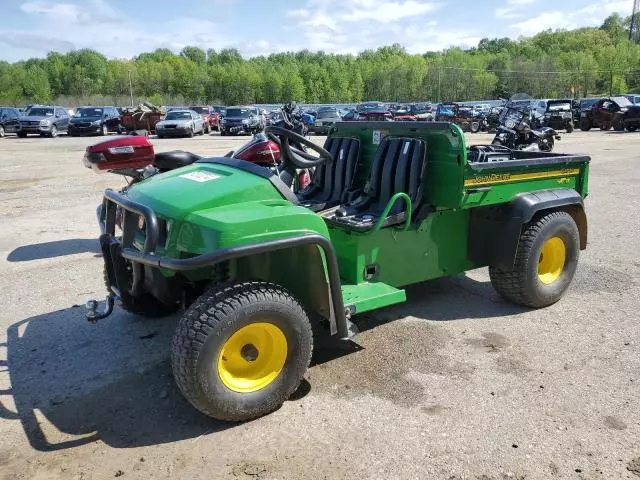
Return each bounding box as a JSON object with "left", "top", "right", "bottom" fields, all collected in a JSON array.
[{"left": 265, "top": 126, "right": 333, "bottom": 168}]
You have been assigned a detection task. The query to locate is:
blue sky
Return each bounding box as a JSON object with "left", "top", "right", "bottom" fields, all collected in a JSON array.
[{"left": 0, "top": 0, "right": 632, "bottom": 61}]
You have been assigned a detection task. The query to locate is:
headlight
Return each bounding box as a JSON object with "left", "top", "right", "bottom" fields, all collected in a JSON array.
[
  {"left": 221, "top": 118, "right": 227, "bottom": 124},
  {"left": 91, "top": 120, "right": 101, "bottom": 126},
  {"left": 40, "top": 119, "right": 51, "bottom": 126},
  {"left": 242, "top": 119, "right": 249, "bottom": 124}
]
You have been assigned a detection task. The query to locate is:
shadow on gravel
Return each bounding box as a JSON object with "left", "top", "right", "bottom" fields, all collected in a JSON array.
[
  {"left": 0, "top": 274, "right": 525, "bottom": 452},
  {"left": 355, "top": 274, "right": 530, "bottom": 333},
  {"left": 7, "top": 239, "right": 101, "bottom": 262},
  {"left": 0, "top": 306, "right": 234, "bottom": 451}
]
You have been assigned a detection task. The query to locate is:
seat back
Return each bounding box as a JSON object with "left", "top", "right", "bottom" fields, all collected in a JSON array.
[
  {"left": 364, "top": 137, "right": 426, "bottom": 214},
  {"left": 306, "top": 137, "right": 360, "bottom": 203}
]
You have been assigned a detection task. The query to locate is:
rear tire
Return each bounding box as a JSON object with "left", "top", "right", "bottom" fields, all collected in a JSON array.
[
  {"left": 627, "top": 125, "right": 638, "bottom": 132},
  {"left": 489, "top": 211, "right": 580, "bottom": 308},
  {"left": 172, "top": 281, "right": 313, "bottom": 421},
  {"left": 579, "top": 119, "right": 591, "bottom": 131}
]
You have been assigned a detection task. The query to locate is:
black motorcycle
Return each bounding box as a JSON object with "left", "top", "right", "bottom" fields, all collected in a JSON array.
[{"left": 491, "top": 103, "right": 560, "bottom": 152}]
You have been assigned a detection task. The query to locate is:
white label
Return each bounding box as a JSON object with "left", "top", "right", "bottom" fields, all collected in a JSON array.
[
  {"left": 373, "top": 130, "right": 381, "bottom": 145},
  {"left": 108, "top": 146, "right": 134, "bottom": 155},
  {"left": 179, "top": 171, "right": 221, "bottom": 183}
]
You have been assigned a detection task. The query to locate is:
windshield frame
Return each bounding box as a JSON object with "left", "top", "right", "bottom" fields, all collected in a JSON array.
[
  {"left": 225, "top": 108, "right": 252, "bottom": 118},
  {"left": 74, "top": 107, "right": 104, "bottom": 118},
  {"left": 164, "top": 111, "right": 193, "bottom": 121},
  {"left": 26, "top": 107, "right": 54, "bottom": 117}
]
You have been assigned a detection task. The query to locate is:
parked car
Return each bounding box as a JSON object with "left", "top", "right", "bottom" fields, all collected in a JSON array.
[
  {"left": 625, "top": 94, "right": 640, "bottom": 105},
  {"left": 0, "top": 106, "right": 21, "bottom": 137},
  {"left": 390, "top": 104, "right": 417, "bottom": 121},
  {"left": 543, "top": 99, "right": 574, "bottom": 133},
  {"left": 190, "top": 106, "right": 220, "bottom": 133},
  {"left": 579, "top": 97, "right": 633, "bottom": 131},
  {"left": 155, "top": 109, "right": 205, "bottom": 138},
  {"left": 68, "top": 106, "right": 121, "bottom": 136},
  {"left": 308, "top": 107, "right": 342, "bottom": 134},
  {"left": 619, "top": 104, "right": 640, "bottom": 132},
  {"left": 409, "top": 103, "right": 434, "bottom": 121},
  {"left": 220, "top": 106, "right": 264, "bottom": 135},
  {"left": 435, "top": 103, "right": 483, "bottom": 132},
  {"left": 18, "top": 105, "right": 70, "bottom": 137},
  {"left": 212, "top": 105, "right": 226, "bottom": 118},
  {"left": 354, "top": 102, "right": 393, "bottom": 121}
]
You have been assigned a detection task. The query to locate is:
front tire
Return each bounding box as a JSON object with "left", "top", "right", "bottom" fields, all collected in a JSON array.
[
  {"left": 565, "top": 121, "right": 574, "bottom": 133},
  {"left": 627, "top": 125, "right": 638, "bottom": 132},
  {"left": 470, "top": 121, "right": 481, "bottom": 133},
  {"left": 0, "top": 125, "right": 5, "bottom": 137},
  {"left": 489, "top": 211, "right": 580, "bottom": 308},
  {"left": 172, "top": 281, "right": 313, "bottom": 422},
  {"left": 101, "top": 124, "right": 108, "bottom": 136},
  {"left": 49, "top": 125, "right": 58, "bottom": 138}
]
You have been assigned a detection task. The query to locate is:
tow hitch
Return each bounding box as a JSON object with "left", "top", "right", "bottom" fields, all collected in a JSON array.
[{"left": 85, "top": 294, "right": 115, "bottom": 322}]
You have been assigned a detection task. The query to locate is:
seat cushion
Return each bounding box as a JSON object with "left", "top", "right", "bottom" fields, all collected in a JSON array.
[
  {"left": 327, "top": 137, "right": 426, "bottom": 231},
  {"left": 298, "top": 137, "right": 360, "bottom": 212},
  {"left": 154, "top": 150, "right": 201, "bottom": 171}
]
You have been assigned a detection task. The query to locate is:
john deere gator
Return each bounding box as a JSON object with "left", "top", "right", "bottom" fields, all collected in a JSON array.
[{"left": 89, "top": 122, "right": 590, "bottom": 421}]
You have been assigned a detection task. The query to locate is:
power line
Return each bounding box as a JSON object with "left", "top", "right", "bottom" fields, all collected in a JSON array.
[{"left": 434, "top": 66, "right": 640, "bottom": 74}]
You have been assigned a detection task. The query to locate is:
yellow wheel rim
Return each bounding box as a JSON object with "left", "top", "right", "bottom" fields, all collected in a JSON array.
[
  {"left": 217, "top": 322, "right": 288, "bottom": 393},
  {"left": 538, "top": 236, "right": 566, "bottom": 285}
]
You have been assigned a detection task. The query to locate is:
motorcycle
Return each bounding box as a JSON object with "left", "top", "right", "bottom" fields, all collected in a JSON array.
[
  {"left": 491, "top": 103, "right": 560, "bottom": 152},
  {"left": 83, "top": 104, "right": 315, "bottom": 190}
]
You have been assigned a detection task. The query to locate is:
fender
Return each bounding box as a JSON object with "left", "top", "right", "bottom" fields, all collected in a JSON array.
[{"left": 469, "top": 188, "right": 587, "bottom": 270}]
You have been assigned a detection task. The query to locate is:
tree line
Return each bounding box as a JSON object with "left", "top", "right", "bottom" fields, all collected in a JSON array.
[{"left": 0, "top": 13, "right": 638, "bottom": 107}]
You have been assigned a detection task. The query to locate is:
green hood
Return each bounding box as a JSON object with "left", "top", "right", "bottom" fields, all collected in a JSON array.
[
  {"left": 127, "top": 161, "right": 330, "bottom": 255},
  {"left": 127, "top": 162, "right": 286, "bottom": 220}
]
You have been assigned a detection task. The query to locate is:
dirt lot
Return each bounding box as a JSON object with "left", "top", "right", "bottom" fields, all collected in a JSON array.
[{"left": 0, "top": 130, "right": 638, "bottom": 480}]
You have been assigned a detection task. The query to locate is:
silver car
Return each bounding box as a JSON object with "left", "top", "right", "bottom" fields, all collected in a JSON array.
[{"left": 156, "top": 109, "right": 205, "bottom": 138}]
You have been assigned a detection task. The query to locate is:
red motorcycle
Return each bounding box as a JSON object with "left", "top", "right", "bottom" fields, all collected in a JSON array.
[{"left": 83, "top": 129, "right": 311, "bottom": 189}]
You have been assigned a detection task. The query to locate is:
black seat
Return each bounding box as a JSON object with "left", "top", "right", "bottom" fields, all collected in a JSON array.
[
  {"left": 154, "top": 151, "right": 201, "bottom": 171},
  {"left": 297, "top": 137, "right": 360, "bottom": 212},
  {"left": 326, "top": 137, "right": 426, "bottom": 232}
]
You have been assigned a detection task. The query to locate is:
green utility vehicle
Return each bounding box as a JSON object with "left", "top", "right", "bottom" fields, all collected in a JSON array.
[{"left": 91, "top": 122, "right": 590, "bottom": 421}]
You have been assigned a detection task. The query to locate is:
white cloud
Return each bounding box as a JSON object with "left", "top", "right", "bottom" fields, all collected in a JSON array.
[
  {"left": 21, "top": 0, "right": 122, "bottom": 24},
  {"left": 510, "top": 0, "right": 630, "bottom": 35},
  {"left": 495, "top": 0, "right": 537, "bottom": 20},
  {"left": 338, "top": 0, "right": 441, "bottom": 22}
]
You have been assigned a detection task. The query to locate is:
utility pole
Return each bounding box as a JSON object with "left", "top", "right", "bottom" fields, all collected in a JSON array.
[
  {"left": 437, "top": 67, "right": 442, "bottom": 102},
  {"left": 128, "top": 70, "right": 134, "bottom": 107},
  {"left": 631, "top": 0, "right": 639, "bottom": 42}
]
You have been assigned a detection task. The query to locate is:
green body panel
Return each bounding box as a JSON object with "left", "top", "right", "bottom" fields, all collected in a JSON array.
[
  {"left": 328, "top": 208, "right": 476, "bottom": 289},
  {"left": 462, "top": 160, "right": 589, "bottom": 209},
  {"left": 340, "top": 282, "right": 406, "bottom": 314},
  {"left": 121, "top": 121, "right": 590, "bottom": 323}
]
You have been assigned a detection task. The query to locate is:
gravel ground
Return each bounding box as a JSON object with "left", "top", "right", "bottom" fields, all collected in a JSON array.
[{"left": 0, "top": 130, "right": 638, "bottom": 480}]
